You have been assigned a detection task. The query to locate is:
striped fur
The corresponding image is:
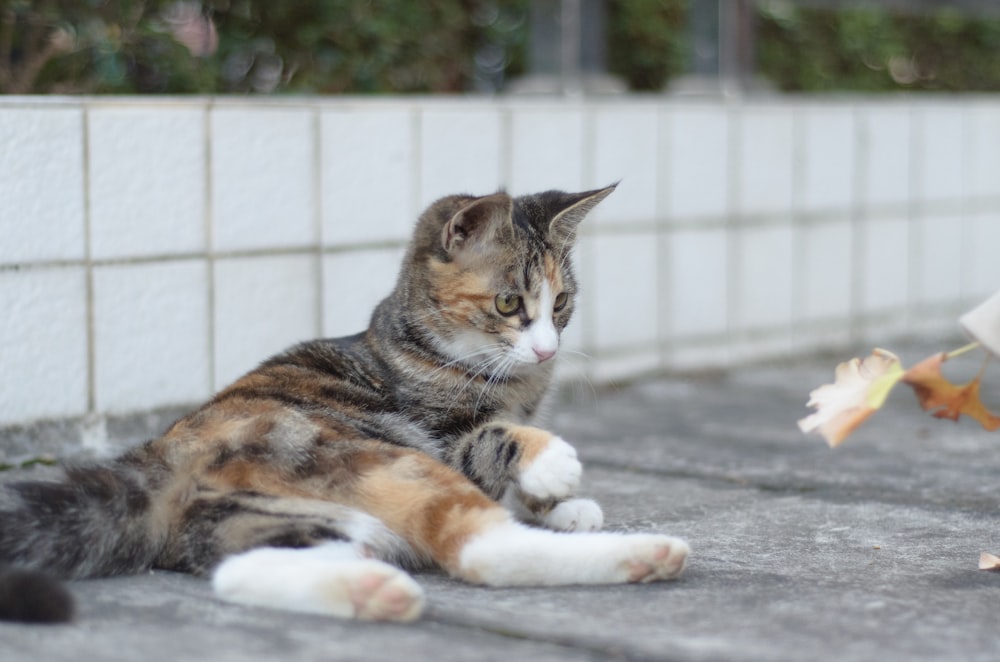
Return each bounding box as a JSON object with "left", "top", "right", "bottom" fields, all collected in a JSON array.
[{"left": 0, "top": 185, "right": 688, "bottom": 623}]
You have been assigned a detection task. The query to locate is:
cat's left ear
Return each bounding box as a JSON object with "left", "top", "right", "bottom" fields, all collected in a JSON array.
[
  {"left": 548, "top": 183, "right": 617, "bottom": 247},
  {"left": 441, "top": 193, "right": 513, "bottom": 257}
]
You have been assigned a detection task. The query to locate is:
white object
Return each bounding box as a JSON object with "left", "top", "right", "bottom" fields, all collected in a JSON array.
[{"left": 960, "top": 289, "right": 1000, "bottom": 358}]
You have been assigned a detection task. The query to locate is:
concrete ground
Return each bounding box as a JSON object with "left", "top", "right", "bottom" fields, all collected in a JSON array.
[{"left": 2, "top": 338, "right": 999, "bottom": 661}]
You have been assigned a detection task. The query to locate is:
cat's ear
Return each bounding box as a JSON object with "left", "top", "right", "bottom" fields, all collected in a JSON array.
[
  {"left": 548, "top": 184, "right": 617, "bottom": 247},
  {"left": 441, "top": 193, "right": 513, "bottom": 256}
]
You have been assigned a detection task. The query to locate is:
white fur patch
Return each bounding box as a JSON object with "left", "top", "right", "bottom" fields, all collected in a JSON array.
[
  {"left": 518, "top": 436, "right": 581, "bottom": 501},
  {"left": 542, "top": 498, "right": 604, "bottom": 532},
  {"left": 513, "top": 280, "right": 559, "bottom": 365},
  {"left": 212, "top": 543, "right": 424, "bottom": 622},
  {"left": 459, "top": 522, "right": 689, "bottom": 587}
]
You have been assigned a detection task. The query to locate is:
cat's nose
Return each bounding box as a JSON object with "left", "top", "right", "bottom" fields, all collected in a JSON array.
[{"left": 533, "top": 347, "right": 556, "bottom": 362}]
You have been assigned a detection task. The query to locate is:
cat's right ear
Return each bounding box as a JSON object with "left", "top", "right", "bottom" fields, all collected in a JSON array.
[{"left": 441, "top": 193, "right": 513, "bottom": 257}]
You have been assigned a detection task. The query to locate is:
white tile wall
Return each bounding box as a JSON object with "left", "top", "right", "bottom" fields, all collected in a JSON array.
[
  {"left": 966, "top": 104, "right": 1000, "bottom": 200},
  {"left": 667, "top": 228, "right": 728, "bottom": 338},
  {"left": 419, "top": 106, "right": 503, "bottom": 206},
  {"left": 736, "top": 107, "right": 795, "bottom": 217},
  {"left": 663, "top": 106, "right": 729, "bottom": 221},
  {"left": 861, "top": 218, "right": 910, "bottom": 313},
  {"left": 915, "top": 215, "right": 964, "bottom": 305},
  {"left": 736, "top": 225, "right": 795, "bottom": 330},
  {"left": 210, "top": 107, "right": 316, "bottom": 252},
  {"left": 321, "top": 248, "right": 405, "bottom": 339},
  {"left": 88, "top": 106, "right": 207, "bottom": 259},
  {"left": 799, "top": 107, "right": 855, "bottom": 213},
  {"left": 509, "top": 106, "right": 585, "bottom": 194},
  {"left": 1, "top": 95, "right": 998, "bottom": 432},
  {"left": 0, "top": 109, "right": 85, "bottom": 264},
  {"left": 799, "top": 221, "right": 853, "bottom": 321},
  {"left": 92, "top": 260, "right": 211, "bottom": 412},
  {"left": 321, "top": 107, "right": 415, "bottom": 245},
  {"left": 966, "top": 211, "right": 1000, "bottom": 301},
  {"left": 590, "top": 106, "right": 659, "bottom": 225},
  {"left": 0, "top": 267, "right": 88, "bottom": 424},
  {"left": 213, "top": 254, "right": 319, "bottom": 388},
  {"left": 916, "top": 105, "right": 965, "bottom": 202},
  {"left": 589, "top": 232, "right": 659, "bottom": 351},
  {"left": 860, "top": 105, "right": 911, "bottom": 210}
]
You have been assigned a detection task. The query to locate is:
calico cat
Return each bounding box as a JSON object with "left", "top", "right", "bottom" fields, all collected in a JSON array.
[{"left": 0, "top": 185, "right": 688, "bottom": 623}]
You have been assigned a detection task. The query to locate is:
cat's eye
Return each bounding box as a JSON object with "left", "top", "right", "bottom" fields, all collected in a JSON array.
[
  {"left": 553, "top": 292, "right": 570, "bottom": 312},
  {"left": 495, "top": 293, "right": 522, "bottom": 316}
]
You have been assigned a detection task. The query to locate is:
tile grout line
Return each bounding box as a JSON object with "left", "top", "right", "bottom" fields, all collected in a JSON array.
[
  {"left": 82, "top": 104, "right": 96, "bottom": 415},
  {"left": 204, "top": 102, "right": 217, "bottom": 393},
  {"left": 312, "top": 105, "right": 325, "bottom": 339}
]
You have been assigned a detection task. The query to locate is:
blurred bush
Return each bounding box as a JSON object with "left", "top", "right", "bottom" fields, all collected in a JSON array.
[
  {"left": 757, "top": 2, "right": 1000, "bottom": 92},
  {"left": 3, "top": 0, "right": 1000, "bottom": 94}
]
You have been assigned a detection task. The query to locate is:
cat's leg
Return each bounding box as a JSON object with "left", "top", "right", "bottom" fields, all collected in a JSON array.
[
  {"left": 449, "top": 423, "right": 603, "bottom": 532},
  {"left": 212, "top": 543, "right": 424, "bottom": 622},
  {"left": 353, "top": 449, "right": 688, "bottom": 587},
  {"left": 160, "top": 491, "right": 426, "bottom": 621}
]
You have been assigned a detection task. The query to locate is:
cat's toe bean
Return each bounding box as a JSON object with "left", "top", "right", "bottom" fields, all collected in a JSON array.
[
  {"left": 543, "top": 498, "right": 603, "bottom": 532},
  {"left": 623, "top": 535, "right": 689, "bottom": 583},
  {"left": 518, "top": 437, "right": 582, "bottom": 500}
]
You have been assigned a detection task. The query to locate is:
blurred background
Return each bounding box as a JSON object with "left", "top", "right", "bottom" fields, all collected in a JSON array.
[{"left": 4, "top": 0, "right": 1000, "bottom": 95}]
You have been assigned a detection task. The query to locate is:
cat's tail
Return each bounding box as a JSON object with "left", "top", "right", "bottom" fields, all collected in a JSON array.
[{"left": 0, "top": 451, "right": 166, "bottom": 621}]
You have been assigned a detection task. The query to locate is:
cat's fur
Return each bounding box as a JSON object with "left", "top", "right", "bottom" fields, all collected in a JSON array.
[{"left": 0, "top": 185, "right": 688, "bottom": 622}]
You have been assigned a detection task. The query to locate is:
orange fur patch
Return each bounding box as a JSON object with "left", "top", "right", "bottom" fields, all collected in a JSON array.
[{"left": 511, "top": 425, "right": 557, "bottom": 471}]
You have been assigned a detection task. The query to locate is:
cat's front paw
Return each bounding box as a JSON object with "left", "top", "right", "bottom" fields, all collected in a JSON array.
[
  {"left": 518, "top": 436, "right": 581, "bottom": 501},
  {"left": 542, "top": 498, "right": 603, "bottom": 532}
]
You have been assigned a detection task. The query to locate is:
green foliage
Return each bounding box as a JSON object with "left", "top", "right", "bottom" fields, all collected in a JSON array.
[
  {"left": 606, "top": 0, "right": 686, "bottom": 91},
  {"left": 756, "top": 3, "right": 1000, "bottom": 92}
]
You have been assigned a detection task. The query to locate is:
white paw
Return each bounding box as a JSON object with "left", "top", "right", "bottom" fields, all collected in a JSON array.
[
  {"left": 212, "top": 547, "right": 424, "bottom": 622},
  {"left": 518, "top": 436, "right": 581, "bottom": 501},
  {"left": 542, "top": 498, "right": 604, "bottom": 532},
  {"left": 620, "top": 535, "right": 690, "bottom": 583}
]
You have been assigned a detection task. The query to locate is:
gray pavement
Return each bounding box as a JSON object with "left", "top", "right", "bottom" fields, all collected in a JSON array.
[{"left": 2, "top": 337, "right": 1000, "bottom": 661}]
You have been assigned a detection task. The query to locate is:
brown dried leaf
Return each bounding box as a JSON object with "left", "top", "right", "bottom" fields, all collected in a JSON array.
[{"left": 901, "top": 353, "right": 1000, "bottom": 431}]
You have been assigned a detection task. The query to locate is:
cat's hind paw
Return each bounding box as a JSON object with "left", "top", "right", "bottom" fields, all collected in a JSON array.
[
  {"left": 542, "top": 498, "right": 603, "bottom": 532},
  {"left": 518, "top": 436, "right": 581, "bottom": 501},
  {"left": 621, "top": 535, "right": 689, "bottom": 583}
]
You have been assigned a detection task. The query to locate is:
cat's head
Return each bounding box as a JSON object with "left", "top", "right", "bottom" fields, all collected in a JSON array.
[{"left": 403, "top": 185, "right": 615, "bottom": 375}]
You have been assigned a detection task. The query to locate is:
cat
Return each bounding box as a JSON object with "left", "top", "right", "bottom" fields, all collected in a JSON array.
[{"left": 0, "top": 184, "right": 688, "bottom": 623}]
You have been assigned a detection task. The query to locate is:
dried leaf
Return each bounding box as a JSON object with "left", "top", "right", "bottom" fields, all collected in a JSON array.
[
  {"left": 901, "top": 353, "right": 1000, "bottom": 431},
  {"left": 978, "top": 552, "right": 1000, "bottom": 570},
  {"left": 798, "top": 349, "right": 904, "bottom": 447}
]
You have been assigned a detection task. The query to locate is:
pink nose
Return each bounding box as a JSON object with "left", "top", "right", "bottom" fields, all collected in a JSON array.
[{"left": 533, "top": 347, "right": 556, "bottom": 362}]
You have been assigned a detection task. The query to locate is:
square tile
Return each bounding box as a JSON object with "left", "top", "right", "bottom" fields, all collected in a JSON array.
[
  {"left": 321, "top": 108, "right": 415, "bottom": 245},
  {"left": 0, "top": 267, "right": 88, "bottom": 424},
  {"left": 509, "top": 107, "right": 584, "bottom": 194},
  {"left": 92, "top": 260, "right": 210, "bottom": 412},
  {"left": 965, "top": 211, "right": 1000, "bottom": 301},
  {"left": 916, "top": 215, "right": 963, "bottom": 305},
  {"left": 861, "top": 217, "right": 910, "bottom": 313},
  {"left": 736, "top": 225, "right": 795, "bottom": 330},
  {"left": 213, "top": 255, "right": 319, "bottom": 388},
  {"left": 736, "top": 106, "right": 795, "bottom": 217},
  {"left": 88, "top": 106, "right": 207, "bottom": 259},
  {"left": 210, "top": 107, "right": 316, "bottom": 252},
  {"left": 916, "top": 105, "right": 965, "bottom": 202},
  {"left": 799, "top": 221, "right": 853, "bottom": 321},
  {"left": 860, "top": 105, "right": 911, "bottom": 209},
  {"left": 419, "top": 106, "right": 503, "bottom": 207},
  {"left": 321, "top": 248, "right": 406, "bottom": 338},
  {"left": 800, "top": 107, "right": 855, "bottom": 213},
  {"left": 663, "top": 105, "right": 729, "bottom": 221},
  {"left": 0, "top": 108, "right": 85, "bottom": 263},
  {"left": 589, "top": 232, "right": 659, "bottom": 351},
  {"left": 966, "top": 104, "right": 1000, "bottom": 200},
  {"left": 667, "top": 228, "right": 728, "bottom": 338},
  {"left": 590, "top": 107, "right": 659, "bottom": 225}
]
